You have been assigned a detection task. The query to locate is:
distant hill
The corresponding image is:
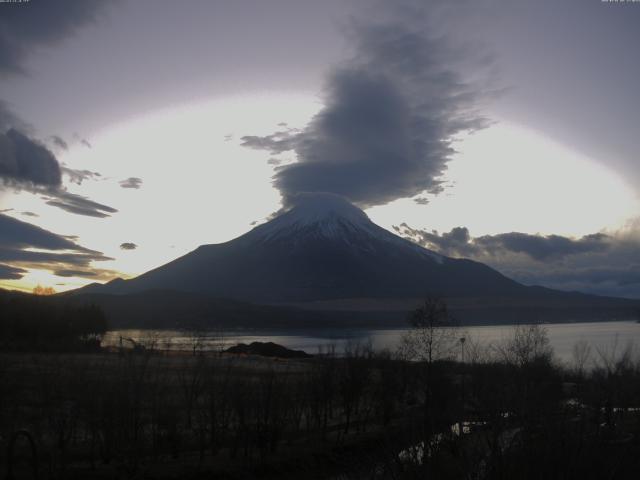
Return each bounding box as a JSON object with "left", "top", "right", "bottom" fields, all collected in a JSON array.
[
  {"left": 62, "top": 289, "right": 394, "bottom": 329},
  {"left": 225, "top": 341, "right": 312, "bottom": 359}
]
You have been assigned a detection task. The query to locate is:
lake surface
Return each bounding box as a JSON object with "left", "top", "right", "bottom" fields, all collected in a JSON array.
[{"left": 103, "top": 320, "right": 640, "bottom": 365}]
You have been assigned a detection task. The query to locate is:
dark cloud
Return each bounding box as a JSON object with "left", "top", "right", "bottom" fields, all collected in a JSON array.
[
  {"left": 119, "top": 242, "right": 137, "bottom": 250},
  {"left": 43, "top": 190, "right": 118, "bottom": 218},
  {"left": 119, "top": 177, "right": 143, "bottom": 189},
  {"left": 0, "top": 128, "right": 62, "bottom": 188},
  {"left": 479, "top": 232, "right": 609, "bottom": 262},
  {"left": 0, "top": 0, "right": 110, "bottom": 76},
  {"left": 61, "top": 166, "right": 101, "bottom": 185},
  {"left": 242, "top": 17, "right": 489, "bottom": 208},
  {"left": 0, "top": 122, "right": 111, "bottom": 217},
  {"left": 0, "top": 109, "right": 115, "bottom": 218},
  {"left": 0, "top": 212, "right": 94, "bottom": 252},
  {"left": 0, "top": 248, "right": 103, "bottom": 266},
  {"left": 53, "top": 269, "right": 98, "bottom": 278},
  {"left": 396, "top": 225, "right": 474, "bottom": 257},
  {"left": 413, "top": 196, "right": 429, "bottom": 205},
  {"left": 0, "top": 212, "right": 112, "bottom": 279},
  {"left": 396, "top": 224, "right": 610, "bottom": 261},
  {"left": 241, "top": 130, "right": 300, "bottom": 155},
  {"left": 396, "top": 223, "right": 640, "bottom": 298},
  {"left": 53, "top": 268, "right": 123, "bottom": 282},
  {"left": 49, "top": 135, "right": 69, "bottom": 151},
  {"left": 20, "top": 211, "right": 38, "bottom": 218},
  {"left": 0, "top": 263, "right": 27, "bottom": 280}
]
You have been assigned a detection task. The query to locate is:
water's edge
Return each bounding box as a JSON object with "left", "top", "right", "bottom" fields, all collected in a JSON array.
[{"left": 103, "top": 320, "right": 640, "bottom": 363}]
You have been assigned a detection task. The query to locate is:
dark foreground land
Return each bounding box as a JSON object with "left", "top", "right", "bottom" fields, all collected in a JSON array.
[{"left": 3, "top": 329, "right": 640, "bottom": 480}]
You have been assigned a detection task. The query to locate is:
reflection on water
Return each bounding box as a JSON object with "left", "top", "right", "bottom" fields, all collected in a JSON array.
[{"left": 103, "top": 320, "right": 640, "bottom": 363}]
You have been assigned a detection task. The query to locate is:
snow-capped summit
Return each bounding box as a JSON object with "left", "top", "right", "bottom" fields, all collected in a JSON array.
[
  {"left": 279, "top": 192, "right": 371, "bottom": 226},
  {"left": 247, "top": 193, "right": 421, "bottom": 251},
  {"left": 249, "top": 193, "right": 373, "bottom": 241},
  {"left": 244, "top": 193, "right": 442, "bottom": 265}
]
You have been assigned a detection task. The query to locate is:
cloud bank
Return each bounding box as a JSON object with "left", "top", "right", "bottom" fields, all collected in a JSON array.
[
  {"left": 242, "top": 13, "right": 489, "bottom": 208},
  {"left": 0, "top": 213, "right": 116, "bottom": 281},
  {"left": 396, "top": 224, "right": 610, "bottom": 261},
  {"left": 0, "top": 103, "right": 117, "bottom": 218},
  {"left": 0, "top": 128, "right": 62, "bottom": 188},
  {"left": 396, "top": 223, "right": 640, "bottom": 299},
  {"left": 43, "top": 190, "right": 117, "bottom": 218},
  {"left": 0, "top": 263, "right": 27, "bottom": 280}
]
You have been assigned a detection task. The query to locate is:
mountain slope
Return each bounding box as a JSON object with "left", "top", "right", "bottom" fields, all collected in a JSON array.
[{"left": 89, "top": 193, "right": 528, "bottom": 303}]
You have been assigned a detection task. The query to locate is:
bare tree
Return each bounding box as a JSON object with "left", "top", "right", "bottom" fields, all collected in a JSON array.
[
  {"left": 398, "top": 297, "right": 458, "bottom": 363},
  {"left": 187, "top": 329, "right": 207, "bottom": 356},
  {"left": 495, "top": 324, "right": 553, "bottom": 367},
  {"left": 397, "top": 297, "right": 458, "bottom": 462},
  {"left": 572, "top": 339, "right": 592, "bottom": 377}
]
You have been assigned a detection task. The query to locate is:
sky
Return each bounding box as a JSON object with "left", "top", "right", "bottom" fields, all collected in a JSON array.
[{"left": 1, "top": 0, "right": 640, "bottom": 298}]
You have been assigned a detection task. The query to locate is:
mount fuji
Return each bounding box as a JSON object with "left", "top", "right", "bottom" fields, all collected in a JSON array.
[
  {"left": 86, "top": 193, "right": 525, "bottom": 301},
  {"left": 74, "top": 193, "right": 637, "bottom": 326}
]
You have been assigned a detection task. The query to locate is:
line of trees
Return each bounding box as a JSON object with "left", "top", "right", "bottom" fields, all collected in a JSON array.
[{"left": 0, "top": 291, "right": 107, "bottom": 351}]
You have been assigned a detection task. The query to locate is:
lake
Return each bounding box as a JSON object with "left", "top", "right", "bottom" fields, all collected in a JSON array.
[{"left": 103, "top": 320, "right": 640, "bottom": 365}]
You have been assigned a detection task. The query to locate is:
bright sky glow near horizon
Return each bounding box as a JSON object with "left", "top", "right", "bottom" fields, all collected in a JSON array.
[
  {"left": 1, "top": 0, "right": 640, "bottom": 297},
  {"left": 2, "top": 95, "right": 637, "bottom": 293}
]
